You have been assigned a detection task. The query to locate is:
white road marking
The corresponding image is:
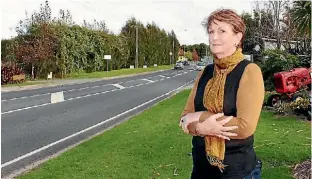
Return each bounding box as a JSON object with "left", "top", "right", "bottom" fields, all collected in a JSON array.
[
  {"left": 1, "top": 84, "right": 111, "bottom": 102},
  {"left": 141, "top": 78, "right": 155, "bottom": 83},
  {"left": 1, "top": 79, "right": 194, "bottom": 168},
  {"left": 111, "top": 84, "right": 125, "bottom": 89},
  {"left": 1, "top": 94, "right": 50, "bottom": 102},
  {"left": 1, "top": 103, "right": 51, "bottom": 115},
  {"left": 67, "top": 89, "right": 119, "bottom": 101}
]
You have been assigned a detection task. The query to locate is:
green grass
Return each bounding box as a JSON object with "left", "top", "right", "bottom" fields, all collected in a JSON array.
[
  {"left": 17, "top": 90, "right": 310, "bottom": 179},
  {"left": 67, "top": 65, "right": 172, "bottom": 79},
  {"left": 1, "top": 81, "right": 48, "bottom": 87}
]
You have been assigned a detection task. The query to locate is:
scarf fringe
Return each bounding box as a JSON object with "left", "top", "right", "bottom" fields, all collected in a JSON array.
[{"left": 207, "top": 155, "right": 227, "bottom": 173}]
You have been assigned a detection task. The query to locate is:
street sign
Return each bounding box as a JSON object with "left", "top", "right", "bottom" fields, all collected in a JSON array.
[{"left": 104, "top": 55, "right": 111, "bottom": 60}]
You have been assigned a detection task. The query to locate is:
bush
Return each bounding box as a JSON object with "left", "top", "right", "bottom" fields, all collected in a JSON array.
[
  {"left": 1, "top": 63, "right": 25, "bottom": 85},
  {"left": 274, "top": 97, "right": 311, "bottom": 119},
  {"left": 275, "top": 102, "right": 293, "bottom": 115},
  {"left": 289, "top": 98, "right": 311, "bottom": 114},
  {"left": 264, "top": 89, "right": 311, "bottom": 120},
  {"left": 258, "top": 49, "right": 300, "bottom": 91}
]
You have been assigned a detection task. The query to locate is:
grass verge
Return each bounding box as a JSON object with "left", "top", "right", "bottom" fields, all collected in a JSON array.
[
  {"left": 18, "top": 90, "right": 310, "bottom": 179},
  {"left": 1, "top": 81, "right": 48, "bottom": 88},
  {"left": 67, "top": 65, "right": 172, "bottom": 79}
]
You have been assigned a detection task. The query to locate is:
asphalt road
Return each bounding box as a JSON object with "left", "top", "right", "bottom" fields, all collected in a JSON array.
[{"left": 1, "top": 68, "right": 198, "bottom": 177}]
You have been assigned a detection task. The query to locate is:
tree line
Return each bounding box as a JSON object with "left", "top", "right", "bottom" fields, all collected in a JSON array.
[{"left": 1, "top": 0, "right": 180, "bottom": 80}]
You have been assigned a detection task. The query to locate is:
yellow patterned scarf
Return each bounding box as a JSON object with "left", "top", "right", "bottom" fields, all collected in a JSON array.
[{"left": 200, "top": 48, "right": 244, "bottom": 171}]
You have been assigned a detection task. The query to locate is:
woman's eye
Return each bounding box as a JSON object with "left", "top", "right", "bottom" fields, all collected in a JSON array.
[
  {"left": 220, "top": 30, "right": 226, "bottom": 33},
  {"left": 208, "top": 31, "right": 214, "bottom": 34}
]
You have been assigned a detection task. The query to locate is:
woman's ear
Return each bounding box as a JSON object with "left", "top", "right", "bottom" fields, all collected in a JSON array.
[{"left": 236, "top": 32, "right": 243, "bottom": 45}]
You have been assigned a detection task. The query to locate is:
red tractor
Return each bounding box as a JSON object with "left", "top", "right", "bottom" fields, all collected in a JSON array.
[{"left": 267, "top": 67, "right": 311, "bottom": 107}]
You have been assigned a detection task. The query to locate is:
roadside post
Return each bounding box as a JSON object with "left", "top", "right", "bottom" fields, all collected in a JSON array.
[{"left": 104, "top": 55, "right": 112, "bottom": 74}]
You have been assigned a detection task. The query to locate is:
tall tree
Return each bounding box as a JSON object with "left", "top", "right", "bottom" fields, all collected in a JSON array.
[
  {"left": 1, "top": 39, "right": 17, "bottom": 63},
  {"left": 14, "top": 23, "right": 57, "bottom": 79},
  {"left": 192, "top": 49, "right": 199, "bottom": 62},
  {"left": 121, "top": 18, "right": 180, "bottom": 66},
  {"left": 197, "top": 43, "right": 208, "bottom": 59},
  {"left": 14, "top": 0, "right": 56, "bottom": 79},
  {"left": 289, "top": 1, "right": 311, "bottom": 37},
  {"left": 252, "top": 0, "right": 289, "bottom": 50},
  {"left": 270, "top": 0, "right": 289, "bottom": 49},
  {"left": 241, "top": 12, "right": 257, "bottom": 54}
]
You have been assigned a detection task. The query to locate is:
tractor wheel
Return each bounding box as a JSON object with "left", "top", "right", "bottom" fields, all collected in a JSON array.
[{"left": 267, "top": 94, "right": 282, "bottom": 107}]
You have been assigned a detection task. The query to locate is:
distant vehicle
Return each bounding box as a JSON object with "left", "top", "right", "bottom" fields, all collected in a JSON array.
[
  {"left": 195, "top": 62, "right": 206, "bottom": 71},
  {"left": 182, "top": 61, "right": 190, "bottom": 66},
  {"left": 174, "top": 61, "right": 184, "bottom": 70}
]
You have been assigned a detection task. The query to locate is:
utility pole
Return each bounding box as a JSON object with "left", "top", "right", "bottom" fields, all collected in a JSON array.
[
  {"left": 172, "top": 30, "right": 175, "bottom": 64},
  {"left": 135, "top": 25, "right": 139, "bottom": 68}
]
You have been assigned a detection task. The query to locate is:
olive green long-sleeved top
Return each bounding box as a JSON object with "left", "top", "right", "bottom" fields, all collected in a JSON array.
[{"left": 181, "top": 63, "right": 265, "bottom": 139}]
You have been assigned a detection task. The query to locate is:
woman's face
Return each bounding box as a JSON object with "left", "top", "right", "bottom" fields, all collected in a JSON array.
[{"left": 208, "top": 20, "right": 242, "bottom": 58}]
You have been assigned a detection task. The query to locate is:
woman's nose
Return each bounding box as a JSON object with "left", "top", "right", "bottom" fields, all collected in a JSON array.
[{"left": 211, "top": 33, "right": 218, "bottom": 40}]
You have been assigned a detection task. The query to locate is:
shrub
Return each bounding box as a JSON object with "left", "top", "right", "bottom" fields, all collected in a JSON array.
[
  {"left": 274, "top": 97, "right": 311, "bottom": 118},
  {"left": 1, "top": 63, "right": 25, "bottom": 85},
  {"left": 258, "top": 49, "right": 300, "bottom": 91}
]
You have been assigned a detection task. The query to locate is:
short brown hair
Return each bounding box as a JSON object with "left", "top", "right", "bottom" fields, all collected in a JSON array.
[{"left": 204, "top": 9, "right": 246, "bottom": 47}]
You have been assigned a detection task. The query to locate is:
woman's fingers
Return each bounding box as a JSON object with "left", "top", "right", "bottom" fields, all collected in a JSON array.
[
  {"left": 222, "top": 125, "right": 238, "bottom": 132},
  {"left": 216, "top": 135, "right": 230, "bottom": 141},
  {"left": 209, "top": 113, "right": 225, "bottom": 120},
  {"left": 216, "top": 131, "right": 237, "bottom": 140},
  {"left": 218, "top": 116, "right": 233, "bottom": 125},
  {"left": 221, "top": 131, "right": 237, "bottom": 137}
]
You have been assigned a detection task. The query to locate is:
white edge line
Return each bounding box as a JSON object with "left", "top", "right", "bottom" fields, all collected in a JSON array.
[{"left": 1, "top": 79, "right": 194, "bottom": 168}]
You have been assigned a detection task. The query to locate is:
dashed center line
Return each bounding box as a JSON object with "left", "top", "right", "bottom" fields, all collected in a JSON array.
[
  {"left": 111, "top": 84, "right": 125, "bottom": 89},
  {"left": 141, "top": 79, "right": 155, "bottom": 83}
]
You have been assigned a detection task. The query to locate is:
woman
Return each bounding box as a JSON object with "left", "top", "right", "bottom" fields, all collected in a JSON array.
[{"left": 179, "top": 9, "right": 264, "bottom": 179}]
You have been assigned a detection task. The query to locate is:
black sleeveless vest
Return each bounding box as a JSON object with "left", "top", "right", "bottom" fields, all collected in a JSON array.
[{"left": 192, "top": 60, "right": 256, "bottom": 179}]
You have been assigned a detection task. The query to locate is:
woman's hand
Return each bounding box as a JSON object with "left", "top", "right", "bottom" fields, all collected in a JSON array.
[
  {"left": 196, "top": 113, "right": 238, "bottom": 140},
  {"left": 180, "top": 112, "right": 203, "bottom": 134}
]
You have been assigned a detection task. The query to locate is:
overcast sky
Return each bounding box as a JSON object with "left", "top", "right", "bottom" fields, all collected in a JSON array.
[{"left": 1, "top": 0, "right": 254, "bottom": 45}]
